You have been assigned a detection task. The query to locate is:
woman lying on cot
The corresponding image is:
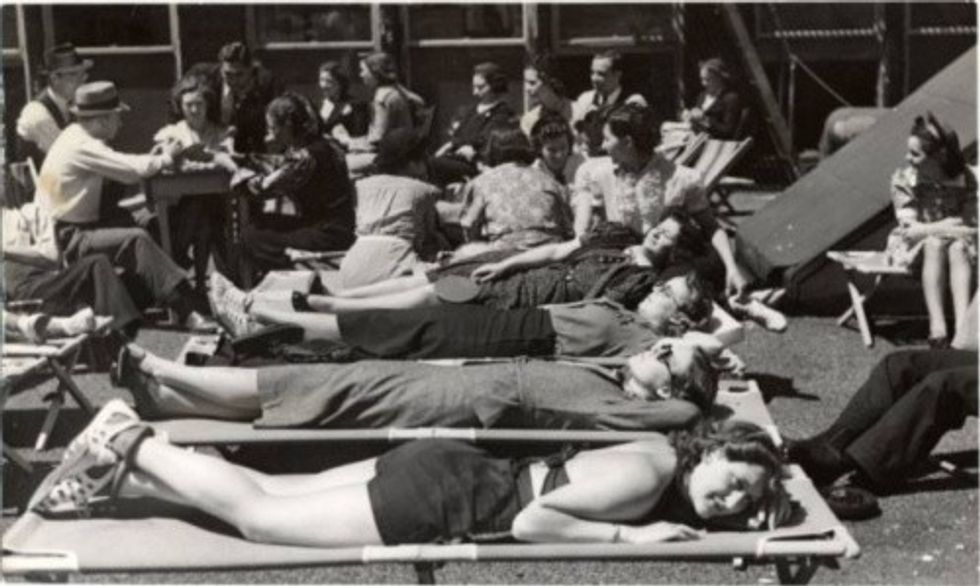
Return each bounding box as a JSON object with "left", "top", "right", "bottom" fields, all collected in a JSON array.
[
  {"left": 209, "top": 269, "right": 716, "bottom": 362},
  {"left": 31, "top": 401, "right": 792, "bottom": 546},
  {"left": 110, "top": 335, "right": 724, "bottom": 426}
]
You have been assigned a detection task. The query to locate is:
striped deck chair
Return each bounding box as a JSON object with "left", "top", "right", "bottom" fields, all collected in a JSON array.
[{"left": 685, "top": 137, "right": 755, "bottom": 216}]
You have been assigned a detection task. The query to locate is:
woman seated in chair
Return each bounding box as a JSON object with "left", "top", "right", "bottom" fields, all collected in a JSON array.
[
  {"left": 661, "top": 57, "right": 744, "bottom": 146},
  {"left": 885, "top": 113, "right": 976, "bottom": 348},
  {"left": 316, "top": 61, "right": 367, "bottom": 150},
  {"left": 429, "top": 61, "right": 517, "bottom": 187},
  {"left": 347, "top": 52, "right": 426, "bottom": 174},
  {"left": 239, "top": 93, "right": 356, "bottom": 280},
  {"left": 32, "top": 402, "right": 792, "bottom": 547},
  {"left": 153, "top": 73, "right": 236, "bottom": 290}
]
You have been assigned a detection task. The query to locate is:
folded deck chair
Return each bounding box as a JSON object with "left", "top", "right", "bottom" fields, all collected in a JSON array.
[
  {"left": 826, "top": 250, "right": 914, "bottom": 348},
  {"left": 2, "top": 318, "right": 111, "bottom": 460},
  {"left": 2, "top": 381, "right": 860, "bottom": 584}
]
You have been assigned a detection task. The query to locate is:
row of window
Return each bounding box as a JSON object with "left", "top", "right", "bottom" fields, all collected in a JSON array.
[{"left": 4, "top": 4, "right": 975, "bottom": 53}]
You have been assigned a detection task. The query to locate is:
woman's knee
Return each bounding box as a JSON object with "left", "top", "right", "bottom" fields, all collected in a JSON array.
[{"left": 234, "top": 500, "right": 287, "bottom": 543}]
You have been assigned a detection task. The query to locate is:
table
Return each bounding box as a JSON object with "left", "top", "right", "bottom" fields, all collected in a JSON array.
[
  {"left": 143, "top": 168, "right": 244, "bottom": 287},
  {"left": 826, "top": 250, "right": 913, "bottom": 347}
]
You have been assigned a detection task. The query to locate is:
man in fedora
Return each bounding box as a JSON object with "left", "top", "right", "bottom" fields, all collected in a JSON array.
[
  {"left": 16, "top": 43, "right": 92, "bottom": 167},
  {"left": 36, "top": 80, "right": 216, "bottom": 332}
]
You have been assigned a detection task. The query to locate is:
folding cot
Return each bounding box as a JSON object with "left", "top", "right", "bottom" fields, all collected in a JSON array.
[{"left": 2, "top": 380, "right": 860, "bottom": 584}]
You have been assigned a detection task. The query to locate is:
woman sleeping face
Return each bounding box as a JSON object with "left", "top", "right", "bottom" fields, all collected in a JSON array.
[
  {"left": 686, "top": 449, "right": 769, "bottom": 519},
  {"left": 622, "top": 338, "right": 695, "bottom": 401}
]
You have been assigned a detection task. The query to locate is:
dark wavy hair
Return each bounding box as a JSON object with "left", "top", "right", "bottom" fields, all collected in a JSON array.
[
  {"left": 474, "top": 61, "right": 508, "bottom": 95},
  {"left": 525, "top": 52, "right": 566, "bottom": 98},
  {"left": 530, "top": 113, "right": 574, "bottom": 154},
  {"left": 170, "top": 73, "right": 220, "bottom": 125},
  {"left": 910, "top": 112, "right": 967, "bottom": 178},
  {"left": 657, "top": 269, "right": 714, "bottom": 337},
  {"left": 669, "top": 419, "right": 788, "bottom": 526},
  {"left": 266, "top": 92, "right": 321, "bottom": 143},
  {"left": 605, "top": 103, "right": 661, "bottom": 155},
  {"left": 318, "top": 61, "right": 350, "bottom": 102},
  {"left": 658, "top": 207, "right": 709, "bottom": 259},
  {"left": 677, "top": 346, "right": 718, "bottom": 412},
  {"left": 483, "top": 127, "right": 536, "bottom": 167}
]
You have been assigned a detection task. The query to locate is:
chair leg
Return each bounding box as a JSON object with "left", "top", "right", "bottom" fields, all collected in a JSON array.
[
  {"left": 845, "top": 279, "right": 875, "bottom": 347},
  {"left": 34, "top": 392, "right": 64, "bottom": 451},
  {"left": 3, "top": 442, "right": 34, "bottom": 474}
]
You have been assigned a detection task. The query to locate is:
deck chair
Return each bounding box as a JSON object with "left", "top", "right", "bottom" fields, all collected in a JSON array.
[
  {"left": 685, "top": 137, "right": 755, "bottom": 217},
  {"left": 656, "top": 132, "right": 708, "bottom": 165},
  {"left": 1, "top": 320, "right": 112, "bottom": 468},
  {"left": 1, "top": 380, "right": 860, "bottom": 584},
  {"left": 3, "top": 159, "right": 39, "bottom": 208},
  {"left": 826, "top": 250, "right": 914, "bottom": 347}
]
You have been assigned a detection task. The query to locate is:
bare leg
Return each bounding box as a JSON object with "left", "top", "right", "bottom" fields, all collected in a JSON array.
[
  {"left": 127, "top": 438, "right": 384, "bottom": 546},
  {"left": 250, "top": 306, "right": 343, "bottom": 341},
  {"left": 307, "top": 284, "right": 440, "bottom": 314},
  {"left": 332, "top": 274, "right": 430, "bottom": 298},
  {"left": 921, "top": 237, "right": 949, "bottom": 339},
  {"left": 947, "top": 240, "right": 973, "bottom": 335}
]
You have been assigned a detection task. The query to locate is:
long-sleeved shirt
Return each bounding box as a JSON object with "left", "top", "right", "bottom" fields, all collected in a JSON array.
[{"left": 37, "top": 124, "right": 173, "bottom": 223}]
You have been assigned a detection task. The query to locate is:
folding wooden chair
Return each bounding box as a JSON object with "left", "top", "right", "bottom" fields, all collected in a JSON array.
[
  {"left": 826, "top": 250, "right": 913, "bottom": 348},
  {"left": 685, "top": 137, "right": 755, "bottom": 216}
]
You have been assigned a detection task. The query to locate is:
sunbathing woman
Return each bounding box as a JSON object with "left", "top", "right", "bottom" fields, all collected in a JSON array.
[
  {"left": 258, "top": 209, "right": 707, "bottom": 316},
  {"left": 31, "top": 402, "right": 791, "bottom": 546},
  {"left": 885, "top": 113, "right": 976, "bottom": 347},
  {"left": 211, "top": 269, "right": 715, "bottom": 361},
  {"left": 112, "top": 335, "right": 722, "bottom": 427}
]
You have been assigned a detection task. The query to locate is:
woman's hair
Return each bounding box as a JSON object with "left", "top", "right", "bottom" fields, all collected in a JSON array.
[
  {"left": 530, "top": 113, "right": 574, "bottom": 154},
  {"left": 660, "top": 207, "right": 709, "bottom": 259},
  {"left": 605, "top": 103, "right": 660, "bottom": 155},
  {"left": 266, "top": 92, "right": 321, "bottom": 143},
  {"left": 169, "top": 73, "right": 220, "bottom": 125},
  {"left": 670, "top": 419, "right": 788, "bottom": 525},
  {"left": 361, "top": 51, "right": 399, "bottom": 86},
  {"left": 910, "top": 112, "right": 967, "bottom": 177},
  {"left": 525, "top": 52, "right": 567, "bottom": 98},
  {"left": 674, "top": 346, "right": 719, "bottom": 412},
  {"left": 474, "top": 61, "right": 508, "bottom": 95},
  {"left": 318, "top": 61, "right": 350, "bottom": 101},
  {"left": 483, "top": 127, "right": 536, "bottom": 167},
  {"left": 699, "top": 57, "right": 733, "bottom": 86},
  {"left": 657, "top": 269, "right": 714, "bottom": 337},
  {"left": 218, "top": 41, "right": 252, "bottom": 67}
]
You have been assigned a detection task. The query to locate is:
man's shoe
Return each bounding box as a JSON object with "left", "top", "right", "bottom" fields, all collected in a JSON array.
[
  {"left": 820, "top": 484, "right": 881, "bottom": 521},
  {"left": 208, "top": 272, "right": 258, "bottom": 337}
]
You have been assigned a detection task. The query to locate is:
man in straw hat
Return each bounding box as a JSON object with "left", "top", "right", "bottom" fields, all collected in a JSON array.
[
  {"left": 16, "top": 43, "right": 92, "bottom": 167},
  {"left": 35, "top": 80, "right": 216, "bottom": 332}
]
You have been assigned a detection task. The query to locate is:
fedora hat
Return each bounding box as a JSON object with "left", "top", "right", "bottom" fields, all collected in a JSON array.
[
  {"left": 42, "top": 43, "right": 93, "bottom": 75},
  {"left": 70, "top": 81, "right": 130, "bottom": 117}
]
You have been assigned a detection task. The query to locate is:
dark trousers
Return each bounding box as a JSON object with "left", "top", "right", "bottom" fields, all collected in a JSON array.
[
  {"left": 55, "top": 220, "right": 188, "bottom": 310},
  {"left": 833, "top": 349, "right": 978, "bottom": 485},
  {"left": 4, "top": 255, "right": 142, "bottom": 331},
  {"left": 243, "top": 214, "right": 354, "bottom": 275}
]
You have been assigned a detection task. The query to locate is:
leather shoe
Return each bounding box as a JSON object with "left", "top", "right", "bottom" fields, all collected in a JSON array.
[{"left": 820, "top": 485, "right": 881, "bottom": 521}]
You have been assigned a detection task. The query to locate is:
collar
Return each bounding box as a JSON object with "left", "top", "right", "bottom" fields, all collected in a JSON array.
[{"left": 476, "top": 100, "right": 501, "bottom": 116}]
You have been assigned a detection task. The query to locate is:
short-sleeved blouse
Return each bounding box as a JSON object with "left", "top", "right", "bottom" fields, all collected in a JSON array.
[{"left": 459, "top": 162, "right": 574, "bottom": 250}]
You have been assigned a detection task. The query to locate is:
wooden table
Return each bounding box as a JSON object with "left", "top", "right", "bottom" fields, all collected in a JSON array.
[{"left": 143, "top": 168, "right": 244, "bottom": 287}]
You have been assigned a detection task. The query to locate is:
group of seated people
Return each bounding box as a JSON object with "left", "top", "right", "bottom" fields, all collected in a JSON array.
[{"left": 8, "top": 39, "right": 978, "bottom": 554}]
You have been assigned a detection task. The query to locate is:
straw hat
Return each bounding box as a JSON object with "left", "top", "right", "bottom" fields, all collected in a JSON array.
[{"left": 70, "top": 81, "right": 130, "bottom": 117}]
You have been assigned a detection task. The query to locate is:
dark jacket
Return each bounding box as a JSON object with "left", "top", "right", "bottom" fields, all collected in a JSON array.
[
  {"left": 187, "top": 61, "right": 283, "bottom": 153},
  {"left": 448, "top": 100, "right": 517, "bottom": 154},
  {"left": 691, "top": 89, "right": 744, "bottom": 140}
]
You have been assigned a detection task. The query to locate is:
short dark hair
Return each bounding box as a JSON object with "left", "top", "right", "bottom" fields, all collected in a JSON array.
[
  {"left": 218, "top": 41, "right": 252, "bottom": 67},
  {"left": 660, "top": 207, "right": 709, "bottom": 258},
  {"left": 605, "top": 103, "right": 660, "bottom": 155},
  {"left": 657, "top": 270, "right": 714, "bottom": 337},
  {"left": 699, "top": 57, "right": 733, "bottom": 85},
  {"left": 594, "top": 49, "right": 624, "bottom": 73},
  {"left": 483, "top": 127, "right": 536, "bottom": 167},
  {"left": 677, "top": 346, "right": 719, "bottom": 412},
  {"left": 266, "top": 92, "right": 320, "bottom": 143},
  {"left": 911, "top": 112, "right": 967, "bottom": 178},
  {"left": 361, "top": 51, "right": 399, "bottom": 86},
  {"left": 525, "top": 52, "right": 566, "bottom": 97},
  {"left": 318, "top": 61, "right": 350, "bottom": 101},
  {"left": 473, "top": 61, "right": 508, "bottom": 95},
  {"left": 530, "top": 113, "right": 573, "bottom": 154},
  {"left": 170, "top": 73, "right": 220, "bottom": 125}
]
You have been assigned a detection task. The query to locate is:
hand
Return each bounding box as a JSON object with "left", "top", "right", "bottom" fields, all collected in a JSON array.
[
  {"left": 471, "top": 262, "right": 508, "bottom": 283},
  {"left": 620, "top": 522, "right": 705, "bottom": 544},
  {"left": 725, "top": 266, "right": 750, "bottom": 301},
  {"left": 688, "top": 108, "right": 705, "bottom": 122},
  {"left": 181, "top": 143, "right": 212, "bottom": 163},
  {"left": 246, "top": 175, "right": 264, "bottom": 196},
  {"left": 158, "top": 139, "right": 185, "bottom": 162},
  {"left": 455, "top": 145, "right": 477, "bottom": 161}
]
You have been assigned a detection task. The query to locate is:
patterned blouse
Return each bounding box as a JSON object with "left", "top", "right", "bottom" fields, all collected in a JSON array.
[
  {"left": 573, "top": 155, "right": 712, "bottom": 237},
  {"left": 459, "top": 162, "right": 574, "bottom": 250}
]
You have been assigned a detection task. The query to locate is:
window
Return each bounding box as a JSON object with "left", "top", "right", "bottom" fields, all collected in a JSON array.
[
  {"left": 908, "top": 3, "right": 976, "bottom": 34},
  {"left": 50, "top": 5, "right": 171, "bottom": 47},
  {"left": 3, "top": 5, "right": 19, "bottom": 50},
  {"left": 555, "top": 4, "right": 674, "bottom": 44},
  {"left": 408, "top": 5, "right": 522, "bottom": 40},
  {"left": 757, "top": 5, "right": 876, "bottom": 38},
  {"left": 255, "top": 4, "right": 372, "bottom": 44}
]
